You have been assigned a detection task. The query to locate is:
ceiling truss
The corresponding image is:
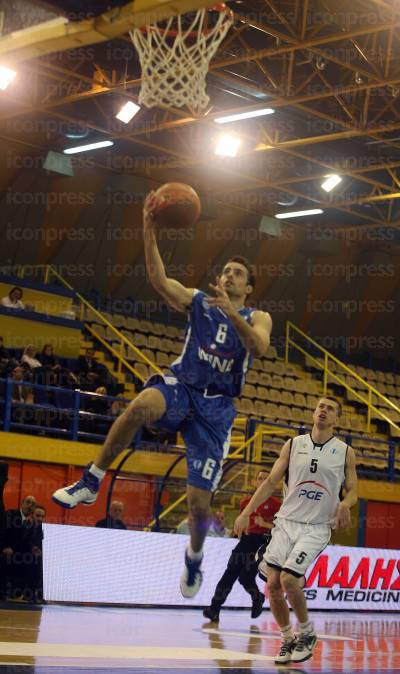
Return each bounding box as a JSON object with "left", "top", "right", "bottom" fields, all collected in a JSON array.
[{"left": 1, "top": 0, "right": 400, "bottom": 230}]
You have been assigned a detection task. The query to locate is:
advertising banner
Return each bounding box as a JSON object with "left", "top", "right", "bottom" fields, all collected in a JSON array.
[{"left": 43, "top": 524, "right": 400, "bottom": 610}]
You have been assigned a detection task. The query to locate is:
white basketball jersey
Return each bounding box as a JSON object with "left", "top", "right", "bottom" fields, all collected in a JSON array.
[{"left": 277, "top": 433, "right": 348, "bottom": 526}]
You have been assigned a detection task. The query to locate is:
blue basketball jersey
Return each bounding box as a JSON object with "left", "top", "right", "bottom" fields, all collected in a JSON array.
[{"left": 170, "top": 289, "right": 256, "bottom": 398}]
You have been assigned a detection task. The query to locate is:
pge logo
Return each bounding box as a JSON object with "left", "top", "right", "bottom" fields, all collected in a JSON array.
[{"left": 299, "top": 489, "right": 323, "bottom": 501}]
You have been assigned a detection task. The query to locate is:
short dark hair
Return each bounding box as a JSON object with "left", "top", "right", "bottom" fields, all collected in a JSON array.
[
  {"left": 10, "top": 286, "right": 23, "bottom": 296},
  {"left": 225, "top": 256, "right": 256, "bottom": 291},
  {"left": 320, "top": 396, "right": 342, "bottom": 418}
]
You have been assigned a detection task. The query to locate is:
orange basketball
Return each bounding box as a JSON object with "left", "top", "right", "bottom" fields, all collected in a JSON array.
[{"left": 152, "top": 182, "right": 201, "bottom": 228}]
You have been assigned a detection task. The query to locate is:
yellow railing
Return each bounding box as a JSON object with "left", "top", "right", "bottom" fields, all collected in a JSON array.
[
  {"left": 285, "top": 321, "right": 400, "bottom": 434},
  {"left": 15, "top": 264, "right": 163, "bottom": 380},
  {"left": 86, "top": 325, "right": 148, "bottom": 384},
  {"left": 48, "top": 265, "right": 163, "bottom": 375},
  {"left": 253, "top": 423, "right": 294, "bottom": 461}
]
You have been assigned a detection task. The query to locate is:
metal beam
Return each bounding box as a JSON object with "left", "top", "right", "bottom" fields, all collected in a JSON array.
[
  {"left": 0, "top": 0, "right": 215, "bottom": 63},
  {"left": 212, "top": 20, "right": 400, "bottom": 69}
]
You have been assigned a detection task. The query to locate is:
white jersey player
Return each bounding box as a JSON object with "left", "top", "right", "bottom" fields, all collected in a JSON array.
[{"left": 234, "top": 397, "right": 358, "bottom": 665}]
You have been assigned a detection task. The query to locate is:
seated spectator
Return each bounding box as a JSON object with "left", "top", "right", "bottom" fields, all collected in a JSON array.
[
  {"left": 37, "top": 344, "right": 62, "bottom": 386},
  {"left": 1, "top": 287, "right": 25, "bottom": 310},
  {"left": 111, "top": 398, "right": 128, "bottom": 417},
  {"left": 177, "top": 511, "right": 229, "bottom": 537},
  {"left": 76, "top": 348, "right": 102, "bottom": 392},
  {"left": 86, "top": 386, "right": 110, "bottom": 415},
  {"left": 38, "top": 344, "right": 61, "bottom": 373},
  {"left": 95, "top": 500, "right": 127, "bottom": 529},
  {"left": 10, "top": 366, "right": 33, "bottom": 403},
  {"left": 21, "top": 345, "right": 42, "bottom": 372},
  {"left": 76, "top": 348, "right": 120, "bottom": 396},
  {"left": 23, "top": 504, "right": 45, "bottom": 603},
  {"left": 208, "top": 510, "right": 229, "bottom": 538},
  {"left": 0, "top": 495, "right": 36, "bottom": 599},
  {"left": 76, "top": 347, "right": 99, "bottom": 378},
  {"left": 0, "top": 337, "right": 10, "bottom": 367}
]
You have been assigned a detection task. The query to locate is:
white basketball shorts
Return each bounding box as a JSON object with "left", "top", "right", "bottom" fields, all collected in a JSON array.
[{"left": 263, "top": 517, "right": 331, "bottom": 577}]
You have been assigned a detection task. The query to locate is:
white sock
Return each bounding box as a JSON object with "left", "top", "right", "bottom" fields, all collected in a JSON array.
[
  {"left": 187, "top": 544, "right": 203, "bottom": 562},
  {"left": 280, "top": 624, "right": 294, "bottom": 641},
  {"left": 299, "top": 620, "right": 313, "bottom": 635},
  {"left": 89, "top": 464, "right": 106, "bottom": 480}
]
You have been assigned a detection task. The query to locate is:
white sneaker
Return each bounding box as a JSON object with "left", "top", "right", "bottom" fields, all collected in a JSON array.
[
  {"left": 52, "top": 467, "right": 100, "bottom": 509},
  {"left": 180, "top": 551, "right": 203, "bottom": 598},
  {"left": 291, "top": 631, "right": 317, "bottom": 662},
  {"left": 274, "top": 637, "right": 297, "bottom": 665}
]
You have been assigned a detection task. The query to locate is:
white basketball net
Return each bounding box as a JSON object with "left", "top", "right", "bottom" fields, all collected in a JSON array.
[{"left": 130, "top": 6, "right": 233, "bottom": 111}]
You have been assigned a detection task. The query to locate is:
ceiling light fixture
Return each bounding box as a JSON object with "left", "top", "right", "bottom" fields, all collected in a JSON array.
[
  {"left": 63, "top": 140, "right": 114, "bottom": 154},
  {"left": 0, "top": 66, "right": 17, "bottom": 90},
  {"left": 275, "top": 209, "right": 323, "bottom": 219},
  {"left": 214, "top": 108, "right": 275, "bottom": 123},
  {"left": 321, "top": 174, "right": 342, "bottom": 192},
  {"left": 116, "top": 101, "right": 140, "bottom": 123},
  {"left": 215, "top": 134, "right": 241, "bottom": 157}
]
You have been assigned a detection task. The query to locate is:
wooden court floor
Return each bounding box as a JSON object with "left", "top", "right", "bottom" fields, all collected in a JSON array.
[{"left": 0, "top": 604, "right": 399, "bottom": 673}]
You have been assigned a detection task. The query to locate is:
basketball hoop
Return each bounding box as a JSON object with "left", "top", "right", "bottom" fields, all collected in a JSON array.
[{"left": 130, "top": 4, "right": 233, "bottom": 111}]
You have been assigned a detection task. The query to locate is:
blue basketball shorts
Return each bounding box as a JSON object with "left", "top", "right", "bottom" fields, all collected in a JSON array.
[{"left": 144, "top": 374, "right": 236, "bottom": 492}]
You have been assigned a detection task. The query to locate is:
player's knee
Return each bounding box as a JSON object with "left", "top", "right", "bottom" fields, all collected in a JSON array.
[
  {"left": 188, "top": 496, "right": 209, "bottom": 522},
  {"left": 267, "top": 578, "right": 282, "bottom": 597},
  {"left": 280, "top": 571, "right": 302, "bottom": 594},
  {"left": 125, "top": 390, "right": 165, "bottom": 425}
]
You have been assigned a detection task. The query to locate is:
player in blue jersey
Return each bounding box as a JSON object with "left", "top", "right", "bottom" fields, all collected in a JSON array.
[{"left": 52, "top": 191, "right": 272, "bottom": 597}]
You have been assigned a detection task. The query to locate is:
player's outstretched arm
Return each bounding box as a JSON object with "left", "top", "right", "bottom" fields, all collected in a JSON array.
[
  {"left": 335, "top": 446, "right": 358, "bottom": 529},
  {"left": 143, "top": 191, "right": 193, "bottom": 312},
  {"left": 233, "top": 440, "right": 290, "bottom": 537}
]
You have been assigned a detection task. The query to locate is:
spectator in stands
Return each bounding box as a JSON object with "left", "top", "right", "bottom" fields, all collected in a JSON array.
[
  {"left": 1, "top": 495, "right": 36, "bottom": 599},
  {"left": 1, "top": 287, "right": 25, "bottom": 310},
  {"left": 207, "top": 510, "right": 229, "bottom": 538},
  {"left": 77, "top": 348, "right": 120, "bottom": 396},
  {"left": 21, "top": 346, "right": 42, "bottom": 373},
  {"left": 76, "top": 348, "right": 99, "bottom": 379},
  {"left": 95, "top": 500, "right": 127, "bottom": 529},
  {"left": 87, "top": 387, "right": 110, "bottom": 415},
  {"left": 177, "top": 511, "right": 228, "bottom": 537},
  {"left": 10, "top": 366, "right": 33, "bottom": 404},
  {"left": 76, "top": 348, "right": 104, "bottom": 392},
  {"left": 23, "top": 504, "right": 45, "bottom": 603},
  {"left": 0, "top": 338, "right": 17, "bottom": 379},
  {"left": 0, "top": 337, "right": 10, "bottom": 368},
  {"left": 111, "top": 398, "right": 128, "bottom": 417},
  {"left": 38, "top": 344, "right": 61, "bottom": 382}
]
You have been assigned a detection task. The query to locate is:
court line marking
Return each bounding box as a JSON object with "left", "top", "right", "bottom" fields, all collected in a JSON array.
[
  {"left": 0, "top": 664, "right": 399, "bottom": 672},
  {"left": 0, "top": 643, "right": 275, "bottom": 661},
  {"left": 0, "top": 626, "right": 39, "bottom": 631},
  {"left": 201, "top": 628, "right": 358, "bottom": 642}
]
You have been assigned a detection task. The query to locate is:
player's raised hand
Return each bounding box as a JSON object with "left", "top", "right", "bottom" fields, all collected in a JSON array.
[
  {"left": 143, "top": 191, "right": 157, "bottom": 230},
  {"left": 233, "top": 512, "right": 249, "bottom": 538},
  {"left": 335, "top": 502, "right": 351, "bottom": 529},
  {"left": 207, "top": 277, "right": 235, "bottom": 316}
]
